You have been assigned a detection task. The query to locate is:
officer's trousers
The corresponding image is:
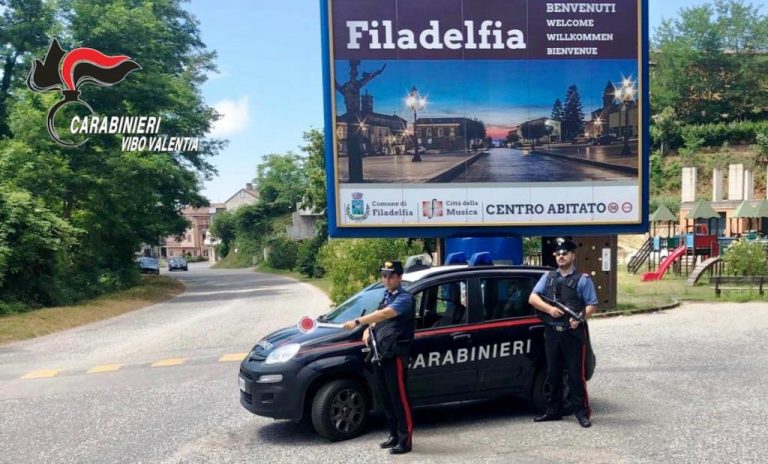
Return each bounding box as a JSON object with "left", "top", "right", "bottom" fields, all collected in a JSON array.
[
  {"left": 543, "top": 325, "right": 591, "bottom": 418},
  {"left": 372, "top": 351, "right": 413, "bottom": 446}
]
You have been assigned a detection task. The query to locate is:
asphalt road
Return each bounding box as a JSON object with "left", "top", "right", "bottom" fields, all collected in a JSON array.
[
  {"left": 457, "top": 148, "right": 632, "bottom": 183},
  {"left": 1, "top": 266, "right": 767, "bottom": 463}
]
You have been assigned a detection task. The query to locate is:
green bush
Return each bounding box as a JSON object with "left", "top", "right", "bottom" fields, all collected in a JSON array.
[
  {"left": 0, "top": 300, "right": 31, "bottom": 316},
  {"left": 297, "top": 235, "right": 326, "bottom": 278},
  {"left": 680, "top": 120, "right": 768, "bottom": 149},
  {"left": 318, "top": 238, "right": 423, "bottom": 304},
  {"left": 723, "top": 239, "right": 768, "bottom": 276},
  {"left": 266, "top": 236, "right": 299, "bottom": 270}
]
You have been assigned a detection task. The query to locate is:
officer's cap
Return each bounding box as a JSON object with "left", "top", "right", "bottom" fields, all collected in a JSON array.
[
  {"left": 380, "top": 260, "right": 404, "bottom": 276},
  {"left": 554, "top": 237, "right": 577, "bottom": 253}
]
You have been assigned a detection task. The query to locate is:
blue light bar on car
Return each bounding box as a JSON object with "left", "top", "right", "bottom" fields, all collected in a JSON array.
[
  {"left": 469, "top": 252, "right": 494, "bottom": 266},
  {"left": 444, "top": 252, "right": 467, "bottom": 265}
]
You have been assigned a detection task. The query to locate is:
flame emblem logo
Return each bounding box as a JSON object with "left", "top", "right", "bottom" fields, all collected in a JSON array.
[{"left": 27, "top": 39, "right": 141, "bottom": 147}]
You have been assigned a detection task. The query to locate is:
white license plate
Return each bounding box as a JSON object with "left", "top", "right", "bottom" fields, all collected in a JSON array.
[{"left": 238, "top": 376, "right": 246, "bottom": 392}]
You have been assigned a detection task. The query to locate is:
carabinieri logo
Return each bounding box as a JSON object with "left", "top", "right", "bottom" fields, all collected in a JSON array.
[
  {"left": 345, "top": 192, "right": 370, "bottom": 221},
  {"left": 27, "top": 39, "right": 141, "bottom": 147}
]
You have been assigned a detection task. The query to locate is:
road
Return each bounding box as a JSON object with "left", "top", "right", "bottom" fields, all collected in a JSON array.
[
  {"left": 455, "top": 148, "right": 633, "bottom": 183},
  {"left": 1, "top": 266, "right": 767, "bottom": 463}
]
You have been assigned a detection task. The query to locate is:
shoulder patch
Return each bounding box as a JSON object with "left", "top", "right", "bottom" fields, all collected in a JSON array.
[{"left": 581, "top": 273, "right": 591, "bottom": 279}]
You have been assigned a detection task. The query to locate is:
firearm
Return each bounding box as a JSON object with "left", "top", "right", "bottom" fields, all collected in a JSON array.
[
  {"left": 537, "top": 294, "right": 585, "bottom": 323},
  {"left": 367, "top": 325, "right": 382, "bottom": 365}
]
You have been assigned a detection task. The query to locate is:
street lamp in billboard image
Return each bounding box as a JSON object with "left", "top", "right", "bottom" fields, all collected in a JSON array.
[
  {"left": 617, "top": 76, "right": 636, "bottom": 156},
  {"left": 406, "top": 86, "right": 426, "bottom": 162}
]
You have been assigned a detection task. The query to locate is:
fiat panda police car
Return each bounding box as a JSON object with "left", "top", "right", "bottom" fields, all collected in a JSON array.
[{"left": 239, "top": 253, "right": 554, "bottom": 441}]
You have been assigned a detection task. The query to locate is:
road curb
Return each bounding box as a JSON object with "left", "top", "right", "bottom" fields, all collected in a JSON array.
[
  {"left": 592, "top": 299, "right": 680, "bottom": 319},
  {"left": 532, "top": 149, "right": 638, "bottom": 175},
  {"left": 427, "top": 150, "right": 487, "bottom": 183}
]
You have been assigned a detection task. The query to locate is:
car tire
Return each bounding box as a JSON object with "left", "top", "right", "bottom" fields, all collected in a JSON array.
[
  {"left": 532, "top": 370, "right": 572, "bottom": 414},
  {"left": 311, "top": 379, "right": 369, "bottom": 441}
]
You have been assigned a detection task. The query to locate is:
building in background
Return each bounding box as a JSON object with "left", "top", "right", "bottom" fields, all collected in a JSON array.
[
  {"left": 225, "top": 183, "right": 260, "bottom": 211},
  {"left": 163, "top": 207, "right": 212, "bottom": 259}
]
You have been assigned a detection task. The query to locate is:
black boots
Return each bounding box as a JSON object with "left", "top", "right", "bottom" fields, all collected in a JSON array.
[
  {"left": 533, "top": 413, "right": 562, "bottom": 422},
  {"left": 575, "top": 412, "right": 592, "bottom": 428},
  {"left": 379, "top": 436, "right": 398, "bottom": 449},
  {"left": 389, "top": 441, "right": 412, "bottom": 455}
]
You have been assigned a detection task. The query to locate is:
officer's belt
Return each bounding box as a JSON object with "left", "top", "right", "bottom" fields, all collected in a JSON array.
[{"left": 545, "top": 322, "right": 569, "bottom": 332}]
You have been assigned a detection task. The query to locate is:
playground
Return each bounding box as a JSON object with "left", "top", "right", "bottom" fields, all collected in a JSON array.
[{"left": 627, "top": 198, "right": 768, "bottom": 287}]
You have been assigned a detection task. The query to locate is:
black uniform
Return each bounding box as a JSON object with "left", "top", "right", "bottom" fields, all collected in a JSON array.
[
  {"left": 539, "top": 269, "right": 594, "bottom": 419},
  {"left": 371, "top": 286, "right": 414, "bottom": 449}
]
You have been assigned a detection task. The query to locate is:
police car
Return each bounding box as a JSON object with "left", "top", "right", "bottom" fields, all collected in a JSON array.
[{"left": 239, "top": 253, "right": 551, "bottom": 441}]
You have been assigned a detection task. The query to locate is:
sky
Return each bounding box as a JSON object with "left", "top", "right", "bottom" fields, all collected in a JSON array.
[{"left": 186, "top": 0, "right": 708, "bottom": 203}]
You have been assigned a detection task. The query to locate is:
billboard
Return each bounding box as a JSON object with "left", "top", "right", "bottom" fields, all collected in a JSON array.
[{"left": 321, "top": 0, "right": 649, "bottom": 238}]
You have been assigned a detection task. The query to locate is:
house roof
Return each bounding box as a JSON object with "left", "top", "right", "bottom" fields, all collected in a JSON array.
[{"left": 224, "top": 187, "right": 259, "bottom": 205}]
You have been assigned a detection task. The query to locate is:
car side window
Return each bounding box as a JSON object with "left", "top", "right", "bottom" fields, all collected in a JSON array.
[
  {"left": 479, "top": 277, "right": 535, "bottom": 321},
  {"left": 415, "top": 280, "right": 469, "bottom": 330}
]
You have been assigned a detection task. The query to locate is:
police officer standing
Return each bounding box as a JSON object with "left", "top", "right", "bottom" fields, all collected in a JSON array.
[
  {"left": 342, "top": 260, "right": 414, "bottom": 454},
  {"left": 529, "top": 238, "right": 598, "bottom": 428}
]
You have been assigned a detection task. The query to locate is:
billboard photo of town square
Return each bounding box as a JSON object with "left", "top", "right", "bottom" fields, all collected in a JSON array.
[{"left": 333, "top": 59, "right": 640, "bottom": 185}]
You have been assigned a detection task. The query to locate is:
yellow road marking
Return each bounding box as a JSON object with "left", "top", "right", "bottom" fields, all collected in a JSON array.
[
  {"left": 22, "top": 369, "right": 61, "bottom": 379},
  {"left": 151, "top": 358, "right": 186, "bottom": 367},
  {"left": 87, "top": 364, "right": 122, "bottom": 374},
  {"left": 218, "top": 353, "right": 248, "bottom": 362}
]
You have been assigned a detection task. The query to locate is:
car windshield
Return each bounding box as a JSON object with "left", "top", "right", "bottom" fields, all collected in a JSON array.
[
  {"left": 170, "top": 257, "right": 184, "bottom": 262},
  {"left": 139, "top": 257, "right": 158, "bottom": 265},
  {"left": 322, "top": 280, "right": 413, "bottom": 324}
]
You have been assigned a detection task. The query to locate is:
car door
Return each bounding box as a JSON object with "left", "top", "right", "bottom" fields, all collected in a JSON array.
[
  {"left": 472, "top": 273, "right": 543, "bottom": 396},
  {"left": 407, "top": 278, "right": 479, "bottom": 402}
]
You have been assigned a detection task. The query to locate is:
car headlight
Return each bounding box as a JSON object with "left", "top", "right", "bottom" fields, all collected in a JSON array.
[{"left": 265, "top": 343, "right": 301, "bottom": 365}]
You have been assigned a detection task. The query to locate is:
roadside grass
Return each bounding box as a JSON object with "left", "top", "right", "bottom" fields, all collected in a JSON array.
[
  {"left": 0, "top": 276, "right": 184, "bottom": 345},
  {"left": 616, "top": 268, "right": 768, "bottom": 313},
  {"left": 254, "top": 265, "right": 332, "bottom": 296}
]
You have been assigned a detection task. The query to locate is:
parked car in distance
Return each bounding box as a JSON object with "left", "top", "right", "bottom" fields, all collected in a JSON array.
[
  {"left": 592, "top": 134, "right": 616, "bottom": 146},
  {"left": 168, "top": 256, "right": 189, "bottom": 271},
  {"left": 136, "top": 257, "right": 160, "bottom": 275},
  {"left": 571, "top": 136, "right": 593, "bottom": 145}
]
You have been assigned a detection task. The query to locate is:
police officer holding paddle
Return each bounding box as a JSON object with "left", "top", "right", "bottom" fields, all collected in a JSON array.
[
  {"left": 529, "top": 238, "right": 598, "bottom": 428},
  {"left": 342, "top": 260, "right": 414, "bottom": 454}
]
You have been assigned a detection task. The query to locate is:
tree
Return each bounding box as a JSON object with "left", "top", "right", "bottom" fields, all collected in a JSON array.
[
  {"left": 0, "top": 0, "right": 223, "bottom": 307},
  {"left": 209, "top": 210, "right": 236, "bottom": 258},
  {"left": 650, "top": 106, "right": 683, "bottom": 155},
  {"left": 0, "top": 0, "right": 56, "bottom": 138},
  {"left": 651, "top": 0, "right": 768, "bottom": 123},
  {"left": 301, "top": 129, "right": 327, "bottom": 215},
  {"left": 255, "top": 153, "right": 308, "bottom": 212},
  {"left": 550, "top": 98, "right": 565, "bottom": 122},
  {"left": 562, "top": 85, "right": 585, "bottom": 141},
  {"left": 520, "top": 119, "right": 546, "bottom": 149},
  {"left": 505, "top": 130, "right": 520, "bottom": 146}
]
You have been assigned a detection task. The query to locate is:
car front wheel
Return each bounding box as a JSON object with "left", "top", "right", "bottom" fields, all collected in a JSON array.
[{"left": 310, "top": 379, "right": 369, "bottom": 441}]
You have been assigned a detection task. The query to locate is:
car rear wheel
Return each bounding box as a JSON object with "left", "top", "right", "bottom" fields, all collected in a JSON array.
[
  {"left": 311, "top": 379, "right": 369, "bottom": 441},
  {"left": 531, "top": 370, "right": 571, "bottom": 414}
]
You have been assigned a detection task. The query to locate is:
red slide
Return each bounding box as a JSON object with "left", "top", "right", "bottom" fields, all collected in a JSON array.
[{"left": 641, "top": 246, "right": 686, "bottom": 282}]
